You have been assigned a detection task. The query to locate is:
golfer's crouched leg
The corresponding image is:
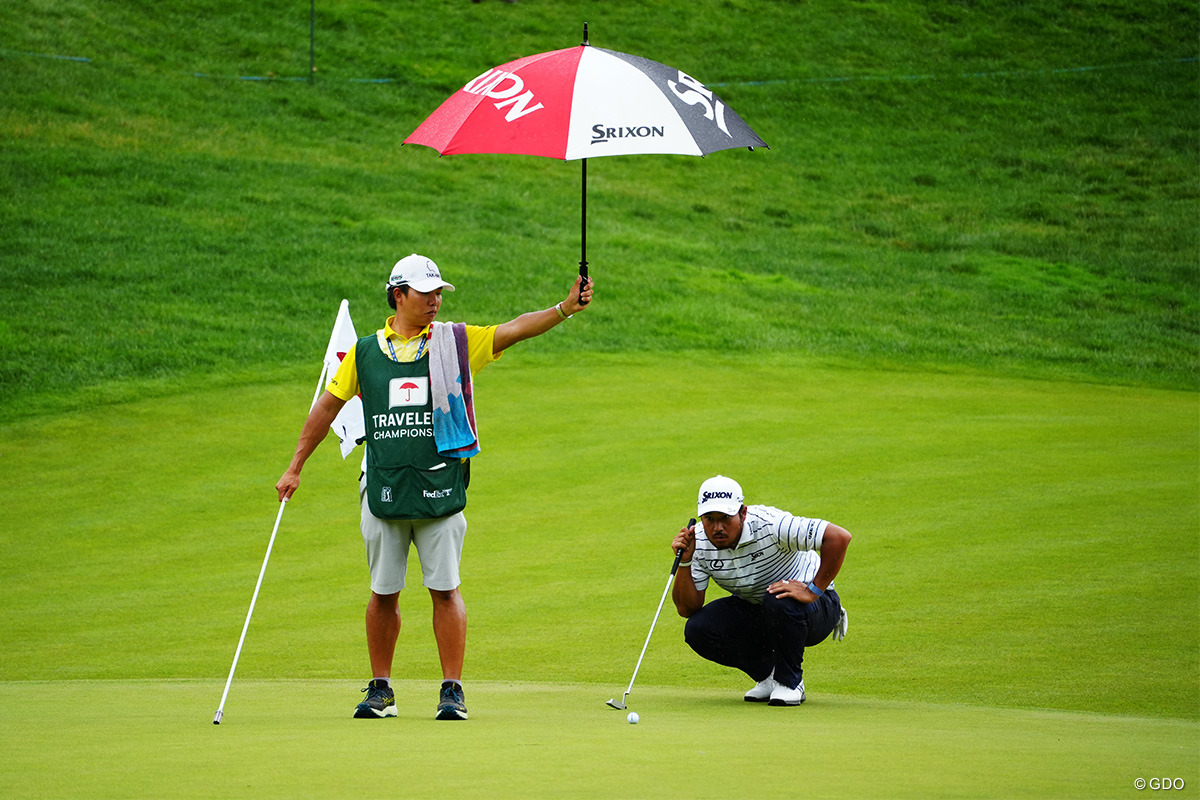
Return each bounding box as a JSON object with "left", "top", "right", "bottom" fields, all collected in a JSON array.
[{"left": 682, "top": 595, "right": 774, "bottom": 683}]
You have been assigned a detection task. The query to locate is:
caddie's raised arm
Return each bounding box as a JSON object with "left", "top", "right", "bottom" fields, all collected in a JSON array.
[{"left": 491, "top": 275, "right": 593, "bottom": 356}]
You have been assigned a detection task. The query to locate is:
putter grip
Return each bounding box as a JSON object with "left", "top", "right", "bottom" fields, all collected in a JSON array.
[{"left": 670, "top": 518, "right": 698, "bottom": 575}]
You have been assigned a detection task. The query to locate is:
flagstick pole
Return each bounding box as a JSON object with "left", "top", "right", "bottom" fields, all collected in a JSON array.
[
  {"left": 578, "top": 21, "right": 590, "bottom": 306},
  {"left": 213, "top": 497, "right": 288, "bottom": 724},
  {"left": 310, "top": 363, "right": 328, "bottom": 409}
]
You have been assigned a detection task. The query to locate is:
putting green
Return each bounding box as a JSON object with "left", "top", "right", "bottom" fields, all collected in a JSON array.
[
  {"left": 1, "top": 679, "right": 1194, "bottom": 799},
  {"left": 1, "top": 356, "right": 1196, "bottom": 798}
]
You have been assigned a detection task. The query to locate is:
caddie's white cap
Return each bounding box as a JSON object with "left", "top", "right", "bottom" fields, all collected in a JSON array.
[
  {"left": 697, "top": 475, "right": 744, "bottom": 517},
  {"left": 386, "top": 254, "right": 455, "bottom": 293}
]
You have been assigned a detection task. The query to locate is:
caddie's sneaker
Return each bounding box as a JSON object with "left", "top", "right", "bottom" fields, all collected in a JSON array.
[
  {"left": 354, "top": 679, "right": 397, "bottom": 718},
  {"left": 436, "top": 681, "right": 468, "bottom": 720},
  {"left": 768, "top": 680, "right": 806, "bottom": 706},
  {"left": 744, "top": 670, "right": 777, "bottom": 702}
]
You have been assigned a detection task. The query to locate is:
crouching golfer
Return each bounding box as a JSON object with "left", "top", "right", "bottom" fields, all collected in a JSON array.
[
  {"left": 277, "top": 254, "right": 592, "bottom": 721},
  {"left": 670, "top": 475, "right": 851, "bottom": 705}
]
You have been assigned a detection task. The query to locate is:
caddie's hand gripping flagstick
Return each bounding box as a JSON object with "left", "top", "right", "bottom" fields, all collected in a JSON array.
[
  {"left": 213, "top": 498, "right": 288, "bottom": 724},
  {"left": 607, "top": 518, "right": 696, "bottom": 711}
]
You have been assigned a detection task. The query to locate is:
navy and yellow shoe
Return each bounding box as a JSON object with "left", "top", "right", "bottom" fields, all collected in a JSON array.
[
  {"left": 435, "top": 681, "right": 468, "bottom": 720},
  {"left": 354, "top": 679, "right": 397, "bottom": 718}
]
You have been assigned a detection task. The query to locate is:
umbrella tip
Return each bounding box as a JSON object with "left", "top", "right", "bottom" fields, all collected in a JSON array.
[{"left": 582, "top": 22, "right": 589, "bottom": 46}]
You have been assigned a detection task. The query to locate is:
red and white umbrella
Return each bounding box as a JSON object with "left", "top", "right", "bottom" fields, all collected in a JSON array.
[{"left": 404, "top": 26, "right": 768, "bottom": 285}]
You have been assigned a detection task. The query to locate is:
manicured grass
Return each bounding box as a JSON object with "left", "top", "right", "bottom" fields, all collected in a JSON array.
[
  {"left": 0, "top": 357, "right": 1194, "bottom": 720},
  {"left": 1, "top": 679, "right": 1195, "bottom": 799}
]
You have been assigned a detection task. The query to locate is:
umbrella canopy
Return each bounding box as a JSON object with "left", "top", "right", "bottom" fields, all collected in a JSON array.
[
  {"left": 405, "top": 44, "right": 767, "bottom": 159},
  {"left": 404, "top": 30, "right": 768, "bottom": 283}
]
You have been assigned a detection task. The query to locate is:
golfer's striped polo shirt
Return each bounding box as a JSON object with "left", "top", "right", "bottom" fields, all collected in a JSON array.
[{"left": 690, "top": 505, "right": 830, "bottom": 604}]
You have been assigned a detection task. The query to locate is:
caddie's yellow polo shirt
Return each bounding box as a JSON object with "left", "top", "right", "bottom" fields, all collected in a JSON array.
[{"left": 327, "top": 316, "right": 500, "bottom": 402}]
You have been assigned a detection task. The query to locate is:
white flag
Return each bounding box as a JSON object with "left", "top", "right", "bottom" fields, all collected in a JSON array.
[{"left": 314, "top": 299, "right": 365, "bottom": 459}]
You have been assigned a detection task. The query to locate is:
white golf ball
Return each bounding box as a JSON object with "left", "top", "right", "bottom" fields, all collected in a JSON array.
[{"left": 627, "top": 712, "right": 639, "bottom": 724}]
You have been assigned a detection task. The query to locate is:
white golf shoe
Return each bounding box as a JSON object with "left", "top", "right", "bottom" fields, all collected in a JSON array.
[
  {"left": 768, "top": 680, "right": 806, "bottom": 706},
  {"left": 744, "top": 670, "right": 777, "bottom": 702}
]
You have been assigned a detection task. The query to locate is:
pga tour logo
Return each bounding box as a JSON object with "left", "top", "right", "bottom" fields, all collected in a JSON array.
[
  {"left": 381, "top": 486, "right": 392, "bottom": 503},
  {"left": 389, "top": 377, "right": 429, "bottom": 408}
]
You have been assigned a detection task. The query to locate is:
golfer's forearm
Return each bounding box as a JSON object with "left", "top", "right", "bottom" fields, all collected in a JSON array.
[
  {"left": 813, "top": 525, "right": 851, "bottom": 589},
  {"left": 672, "top": 578, "right": 703, "bottom": 618}
]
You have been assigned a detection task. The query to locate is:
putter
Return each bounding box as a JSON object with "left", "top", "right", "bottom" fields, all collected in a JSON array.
[
  {"left": 607, "top": 518, "right": 696, "bottom": 710},
  {"left": 214, "top": 497, "right": 288, "bottom": 724}
]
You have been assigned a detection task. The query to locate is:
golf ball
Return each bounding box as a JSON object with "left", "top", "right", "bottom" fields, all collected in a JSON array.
[{"left": 627, "top": 712, "right": 639, "bottom": 724}]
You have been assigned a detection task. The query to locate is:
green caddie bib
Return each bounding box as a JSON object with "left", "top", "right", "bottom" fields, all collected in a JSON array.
[{"left": 357, "top": 334, "right": 467, "bottom": 520}]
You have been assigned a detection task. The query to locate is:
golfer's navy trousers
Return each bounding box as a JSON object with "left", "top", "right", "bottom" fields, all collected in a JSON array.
[{"left": 683, "top": 589, "right": 842, "bottom": 690}]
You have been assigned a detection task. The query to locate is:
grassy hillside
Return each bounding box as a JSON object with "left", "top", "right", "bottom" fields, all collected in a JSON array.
[{"left": 1, "top": 0, "right": 1197, "bottom": 422}]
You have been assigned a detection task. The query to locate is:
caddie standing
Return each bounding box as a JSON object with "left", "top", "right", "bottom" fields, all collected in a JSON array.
[{"left": 276, "top": 254, "right": 592, "bottom": 721}]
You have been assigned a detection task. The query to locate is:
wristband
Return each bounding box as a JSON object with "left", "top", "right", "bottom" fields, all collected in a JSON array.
[
  {"left": 806, "top": 581, "right": 825, "bottom": 597},
  {"left": 678, "top": 560, "right": 692, "bottom": 568},
  {"left": 555, "top": 302, "right": 572, "bottom": 320}
]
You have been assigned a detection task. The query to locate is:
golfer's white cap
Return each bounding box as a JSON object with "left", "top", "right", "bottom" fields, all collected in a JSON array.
[
  {"left": 697, "top": 475, "right": 744, "bottom": 517},
  {"left": 387, "top": 254, "right": 455, "bottom": 293}
]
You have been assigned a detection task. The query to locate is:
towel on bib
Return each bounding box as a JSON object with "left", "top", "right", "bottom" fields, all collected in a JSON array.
[{"left": 428, "top": 321, "right": 481, "bottom": 459}]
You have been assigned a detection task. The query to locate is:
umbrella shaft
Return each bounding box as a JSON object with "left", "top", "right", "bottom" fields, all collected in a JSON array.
[{"left": 579, "top": 158, "right": 588, "bottom": 281}]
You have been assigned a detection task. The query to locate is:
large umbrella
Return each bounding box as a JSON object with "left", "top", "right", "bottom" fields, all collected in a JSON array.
[{"left": 403, "top": 25, "right": 768, "bottom": 289}]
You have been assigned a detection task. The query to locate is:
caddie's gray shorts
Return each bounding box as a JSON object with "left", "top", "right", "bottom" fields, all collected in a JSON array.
[{"left": 359, "top": 479, "right": 466, "bottom": 595}]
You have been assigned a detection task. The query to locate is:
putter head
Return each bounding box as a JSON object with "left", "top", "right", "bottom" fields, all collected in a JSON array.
[{"left": 606, "top": 691, "right": 629, "bottom": 710}]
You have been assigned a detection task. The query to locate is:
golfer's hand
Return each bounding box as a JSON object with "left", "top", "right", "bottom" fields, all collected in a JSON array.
[
  {"left": 767, "top": 579, "right": 819, "bottom": 604},
  {"left": 276, "top": 470, "right": 300, "bottom": 502},
  {"left": 672, "top": 524, "right": 696, "bottom": 562},
  {"left": 563, "top": 275, "right": 593, "bottom": 314}
]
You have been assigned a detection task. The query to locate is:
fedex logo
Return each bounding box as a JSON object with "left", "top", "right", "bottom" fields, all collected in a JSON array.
[
  {"left": 389, "top": 376, "right": 429, "bottom": 408},
  {"left": 463, "top": 69, "right": 545, "bottom": 121},
  {"left": 667, "top": 71, "right": 732, "bottom": 137}
]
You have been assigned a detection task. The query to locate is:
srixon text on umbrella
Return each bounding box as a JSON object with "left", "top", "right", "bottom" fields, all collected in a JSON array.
[{"left": 462, "top": 68, "right": 734, "bottom": 138}]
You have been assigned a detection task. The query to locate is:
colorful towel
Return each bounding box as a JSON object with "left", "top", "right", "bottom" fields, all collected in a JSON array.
[{"left": 429, "top": 321, "right": 481, "bottom": 459}]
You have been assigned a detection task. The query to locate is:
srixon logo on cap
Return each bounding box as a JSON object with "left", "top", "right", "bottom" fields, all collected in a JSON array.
[{"left": 702, "top": 490, "right": 735, "bottom": 502}]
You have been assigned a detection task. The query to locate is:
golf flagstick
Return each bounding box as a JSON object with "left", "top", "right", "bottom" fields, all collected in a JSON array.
[
  {"left": 577, "top": 22, "right": 590, "bottom": 305},
  {"left": 213, "top": 497, "right": 288, "bottom": 724},
  {"left": 607, "top": 518, "right": 696, "bottom": 710}
]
